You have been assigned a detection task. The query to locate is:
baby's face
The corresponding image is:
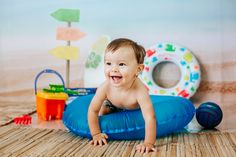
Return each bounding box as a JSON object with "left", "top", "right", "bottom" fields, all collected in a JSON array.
[{"left": 104, "top": 46, "right": 141, "bottom": 87}]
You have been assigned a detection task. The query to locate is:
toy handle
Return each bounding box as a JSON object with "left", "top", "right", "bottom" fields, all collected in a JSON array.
[{"left": 34, "top": 69, "right": 65, "bottom": 95}]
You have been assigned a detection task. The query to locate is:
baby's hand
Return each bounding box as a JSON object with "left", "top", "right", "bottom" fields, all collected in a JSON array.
[
  {"left": 135, "top": 142, "right": 156, "bottom": 153},
  {"left": 89, "top": 133, "right": 108, "bottom": 146}
]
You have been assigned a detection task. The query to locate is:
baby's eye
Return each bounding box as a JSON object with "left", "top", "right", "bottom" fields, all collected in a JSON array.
[
  {"left": 119, "top": 63, "right": 126, "bottom": 66},
  {"left": 105, "top": 62, "right": 111, "bottom": 66}
]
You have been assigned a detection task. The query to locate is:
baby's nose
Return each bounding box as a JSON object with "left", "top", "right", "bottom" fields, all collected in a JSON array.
[{"left": 111, "top": 66, "right": 118, "bottom": 72}]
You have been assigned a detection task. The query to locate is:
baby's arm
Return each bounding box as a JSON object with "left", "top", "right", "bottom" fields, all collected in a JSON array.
[
  {"left": 88, "top": 83, "right": 108, "bottom": 145},
  {"left": 136, "top": 89, "right": 156, "bottom": 153}
]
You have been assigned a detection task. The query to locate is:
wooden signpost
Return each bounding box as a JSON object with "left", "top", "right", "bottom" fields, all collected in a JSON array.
[
  {"left": 56, "top": 27, "right": 86, "bottom": 41},
  {"left": 50, "top": 8, "right": 85, "bottom": 88},
  {"left": 49, "top": 46, "right": 79, "bottom": 60}
]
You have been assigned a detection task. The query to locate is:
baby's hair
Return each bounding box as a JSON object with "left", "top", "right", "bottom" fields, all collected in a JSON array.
[{"left": 105, "top": 38, "right": 146, "bottom": 64}]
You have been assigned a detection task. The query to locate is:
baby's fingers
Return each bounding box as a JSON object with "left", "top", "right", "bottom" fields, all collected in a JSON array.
[
  {"left": 135, "top": 144, "right": 143, "bottom": 152},
  {"left": 102, "top": 138, "right": 107, "bottom": 145},
  {"left": 145, "top": 146, "right": 157, "bottom": 153},
  {"left": 103, "top": 134, "right": 108, "bottom": 139},
  {"left": 98, "top": 140, "right": 103, "bottom": 146},
  {"left": 145, "top": 147, "right": 151, "bottom": 153},
  {"left": 151, "top": 147, "right": 157, "bottom": 152},
  {"left": 89, "top": 140, "right": 94, "bottom": 145},
  {"left": 135, "top": 144, "right": 156, "bottom": 153},
  {"left": 135, "top": 144, "right": 142, "bottom": 149},
  {"left": 140, "top": 146, "right": 146, "bottom": 153},
  {"left": 93, "top": 140, "right": 98, "bottom": 146}
]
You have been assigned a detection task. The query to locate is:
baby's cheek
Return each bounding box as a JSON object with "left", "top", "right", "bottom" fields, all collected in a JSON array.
[
  {"left": 119, "top": 67, "right": 129, "bottom": 73},
  {"left": 104, "top": 73, "right": 109, "bottom": 78},
  {"left": 104, "top": 68, "right": 110, "bottom": 74}
]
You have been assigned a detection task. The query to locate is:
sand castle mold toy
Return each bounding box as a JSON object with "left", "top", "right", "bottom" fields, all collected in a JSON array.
[
  {"left": 34, "top": 69, "right": 97, "bottom": 121},
  {"left": 34, "top": 69, "right": 68, "bottom": 121}
]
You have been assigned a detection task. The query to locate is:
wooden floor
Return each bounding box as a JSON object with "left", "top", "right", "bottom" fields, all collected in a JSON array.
[
  {"left": 0, "top": 125, "right": 236, "bottom": 157},
  {"left": 0, "top": 93, "right": 236, "bottom": 156}
]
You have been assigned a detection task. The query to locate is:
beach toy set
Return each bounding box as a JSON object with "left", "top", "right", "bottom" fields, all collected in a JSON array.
[
  {"left": 34, "top": 69, "right": 96, "bottom": 121},
  {"left": 34, "top": 69, "right": 68, "bottom": 121},
  {"left": 36, "top": 88, "right": 68, "bottom": 121}
]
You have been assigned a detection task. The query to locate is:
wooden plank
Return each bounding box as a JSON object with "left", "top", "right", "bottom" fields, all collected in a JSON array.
[
  {"left": 102, "top": 141, "right": 120, "bottom": 157},
  {"left": 121, "top": 141, "right": 136, "bottom": 157},
  {"left": 110, "top": 141, "right": 126, "bottom": 157},
  {"left": 1, "top": 126, "right": 236, "bottom": 157},
  {"left": 73, "top": 139, "right": 97, "bottom": 157},
  {"left": 0, "top": 125, "right": 17, "bottom": 137},
  {"left": 131, "top": 140, "right": 141, "bottom": 157},
  {"left": 207, "top": 133, "right": 220, "bottom": 157},
  {"left": 221, "top": 133, "right": 236, "bottom": 157},
  {"left": 176, "top": 133, "right": 184, "bottom": 157},
  {"left": 0, "top": 126, "right": 25, "bottom": 141},
  {"left": 13, "top": 139, "right": 44, "bottom": 156},
  {"left": 63, "top": 139, "right": 89, "bottom": 156}
]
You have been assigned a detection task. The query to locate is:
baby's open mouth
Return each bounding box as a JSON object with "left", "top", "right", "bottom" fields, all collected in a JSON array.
[{"left": 111, "top": 76, "right": 122, "bottom": 82}]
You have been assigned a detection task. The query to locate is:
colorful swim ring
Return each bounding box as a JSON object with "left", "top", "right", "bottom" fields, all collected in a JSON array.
[
  {"left": 63, "top": 94, "right": 195, "bottom": 140},
  {"left": 141, "top": 42, "right": 201, "bottom": 99}
]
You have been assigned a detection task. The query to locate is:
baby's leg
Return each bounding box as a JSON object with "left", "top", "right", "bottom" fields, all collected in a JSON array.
[
  {"left": 99, "top": 100, "right": 122, "bottom": 116},
  {"left": 98, "top": 100, "right": 116, "bottom": 116},
  {"left": 98, "top": 105, "right": 111, "bottom": 116}
]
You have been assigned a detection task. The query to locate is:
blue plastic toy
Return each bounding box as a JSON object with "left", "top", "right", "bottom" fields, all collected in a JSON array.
[
  {"left": 196, "top": 102, "right": 223, "bottom": 129},
  {"left": 63, "top": 94, "right": 195, "bottom": 140}
]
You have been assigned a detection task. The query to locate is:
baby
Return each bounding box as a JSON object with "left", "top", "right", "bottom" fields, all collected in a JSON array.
[{"left": 88, "top": 38, "right": 156, "bottom": 153}]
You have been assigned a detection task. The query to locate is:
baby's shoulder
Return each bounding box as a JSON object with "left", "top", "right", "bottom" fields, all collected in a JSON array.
[
  {"left": 135, "top": 79, "right": 147, "bottom": 90},
  {"left": 134, "top": 79, "right": 149, "bottom": 96},
  {"left": 96, "top": 81, "right": 109, "bottom": 95}
]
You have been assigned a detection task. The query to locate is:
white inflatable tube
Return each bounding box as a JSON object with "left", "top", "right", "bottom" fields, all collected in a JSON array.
[{"left": 141, "top": 42, "right": 201, "bottom": 99}]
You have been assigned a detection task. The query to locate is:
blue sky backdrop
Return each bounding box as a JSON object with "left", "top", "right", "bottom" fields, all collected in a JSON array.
[{"left": 0, "top": 0, "right": 235, "bottom": 55}]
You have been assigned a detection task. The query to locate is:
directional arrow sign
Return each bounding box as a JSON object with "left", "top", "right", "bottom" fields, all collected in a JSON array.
[
  {"left": 51, "top": 9, "right": 80, "bottom": 22},
  {"left": 91, "top": 35, "right": 110, "bottom": 54},
  {"left": 56, "top": 27, "right": 86, "bottom": 41},
  {"left": 49, "top": 46, "right": 79, "bottom": 60}
]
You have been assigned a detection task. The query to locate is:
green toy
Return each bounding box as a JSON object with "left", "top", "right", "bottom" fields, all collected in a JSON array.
[{"left": 43, "top": 84, "right": 80, "bottom": 96}]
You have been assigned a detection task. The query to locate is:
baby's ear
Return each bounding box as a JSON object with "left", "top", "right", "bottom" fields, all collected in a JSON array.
[{"left": 138, "top": 64, "right": 144, "bottom": 72}]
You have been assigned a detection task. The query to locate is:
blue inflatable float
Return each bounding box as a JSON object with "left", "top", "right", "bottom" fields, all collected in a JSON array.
[{"left": 63, "top": 94, "right": 195, "bottom": 140}]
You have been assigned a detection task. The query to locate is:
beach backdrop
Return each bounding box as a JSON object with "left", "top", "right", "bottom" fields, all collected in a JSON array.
[{"left": 0, "top": 0, "right": 235, "bottom": 130}]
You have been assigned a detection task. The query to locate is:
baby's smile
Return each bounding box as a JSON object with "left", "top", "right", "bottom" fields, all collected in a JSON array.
[{"left": 111, "top": 75, "right": 123, "bottom": 83}]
